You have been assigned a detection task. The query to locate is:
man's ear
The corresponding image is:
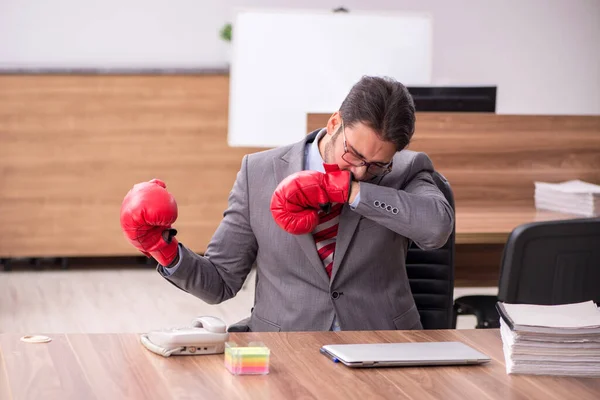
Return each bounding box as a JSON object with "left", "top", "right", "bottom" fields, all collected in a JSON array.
[{"left": 326, "top": 111, "right": 341, "bottom": 136}]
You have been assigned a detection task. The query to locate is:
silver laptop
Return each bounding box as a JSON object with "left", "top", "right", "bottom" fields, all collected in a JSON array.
[{"left": 320, "top": 341, "right": 491, "bottom": 368}]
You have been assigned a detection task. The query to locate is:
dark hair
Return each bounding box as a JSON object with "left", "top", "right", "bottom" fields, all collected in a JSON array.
[{"left": 339, "top": 76, "right": 415, "bottom": 151}]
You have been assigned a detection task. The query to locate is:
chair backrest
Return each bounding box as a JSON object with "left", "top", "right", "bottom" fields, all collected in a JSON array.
[
  {"left": 498, "top": 218, "right": 600, "bottom": 305},
  {"left": 405, "top": 172, "right": 456, "bottom": 329}
]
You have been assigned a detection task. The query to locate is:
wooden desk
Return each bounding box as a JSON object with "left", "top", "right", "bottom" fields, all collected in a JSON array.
[
  {"left": 453, "top": 206, "right": 586, "bottom": 286},
  {"left": 1, "top": 330, "right": 598, "bottom": 400},
  {"left": 455, "top": 206, "right": 583, "bottom": 244}
]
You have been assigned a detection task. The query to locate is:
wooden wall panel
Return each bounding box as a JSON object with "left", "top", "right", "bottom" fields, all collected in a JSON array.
[
  {"left": 1, "top": 75, "right": 599, "bottom": 259},
  {"left": 0, "top": 75, "right": 262, "bottom": 257},
  {"left": 454, "top": 243, "right": 504, "bottom": 287},
  {"left": 308, "top": 113, "right": 600, "bottom": 206}
]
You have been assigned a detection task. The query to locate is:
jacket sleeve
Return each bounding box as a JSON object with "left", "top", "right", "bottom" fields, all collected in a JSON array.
[
  {"left": 156, "top": 155, "right": 258, "bottom": 304},
  {"left": 352, "top": 152, "right": 454, "bottom": 249}
]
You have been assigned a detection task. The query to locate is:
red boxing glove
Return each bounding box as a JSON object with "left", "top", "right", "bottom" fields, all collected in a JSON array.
[
  {"left": 270, "top": 164, "right": 351, "bottom": 235},
  {"left": 120, "top": 179, "right": 179, "bottom": 266}
]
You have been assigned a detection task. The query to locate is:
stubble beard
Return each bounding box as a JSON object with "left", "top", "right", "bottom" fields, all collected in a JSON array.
[{"left": 323, "top": 131, "right": 339, "bottom": 165}]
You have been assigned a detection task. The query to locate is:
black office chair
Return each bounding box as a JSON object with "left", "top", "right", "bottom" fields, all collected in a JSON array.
[
  {"left": 229, "top": 171, "right": 456, "bottom": 332},
  {"left": 405, "top": 171, "right": 456, "bottom": 329},
  {"left": 454, "top": 217, "right": 600, "bottom": 329}
]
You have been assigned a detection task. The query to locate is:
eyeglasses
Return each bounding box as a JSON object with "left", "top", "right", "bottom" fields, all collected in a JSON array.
[{"left": 340, "top": 120, "right": 393, "bottom": 177}]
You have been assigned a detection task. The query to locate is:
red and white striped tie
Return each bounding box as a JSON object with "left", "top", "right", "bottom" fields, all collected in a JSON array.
[{"left": 312, "top": 203, "right": 344, "bottom": 278}]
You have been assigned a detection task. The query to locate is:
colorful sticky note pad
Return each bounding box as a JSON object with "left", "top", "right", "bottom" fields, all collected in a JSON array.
[{"left": 224, "top": 341, "right": 270, "bottom": 375}]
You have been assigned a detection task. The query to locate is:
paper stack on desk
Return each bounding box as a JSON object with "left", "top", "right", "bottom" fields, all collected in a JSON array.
[
  {"left": 534, "top": 180, "right": 600, "bottom": 217},
  {"left": 497, "top": 301, "right": 600, "bottom": 377}
]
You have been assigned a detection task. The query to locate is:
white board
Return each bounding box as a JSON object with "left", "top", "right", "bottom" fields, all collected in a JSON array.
[{"left": 228, "top": 9, "right": 432, "bottom": 147}]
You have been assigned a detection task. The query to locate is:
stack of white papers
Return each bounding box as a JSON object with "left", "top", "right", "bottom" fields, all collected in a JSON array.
[
  {"left": 534, "top": 180, "right": 600, "bottom": 217},
  {"left": 498, "top": 301, "right": 600, "bottom": 377}
]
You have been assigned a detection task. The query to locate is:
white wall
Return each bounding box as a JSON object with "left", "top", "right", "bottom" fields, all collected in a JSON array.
[
  {"left": 1, "top": 0, "right": 598, "bottom": 115},
  {"left": 0, "top": 0, "right": 231, "bottom": 69}
]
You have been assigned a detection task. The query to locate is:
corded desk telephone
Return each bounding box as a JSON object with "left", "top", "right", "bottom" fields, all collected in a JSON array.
[{"left": 140, "top": 316, "right": 229, "bottom": 357}]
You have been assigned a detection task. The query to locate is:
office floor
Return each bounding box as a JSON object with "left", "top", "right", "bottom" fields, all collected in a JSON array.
[{"left": 0, "top": 268, "right": 496, "bottom": 333}]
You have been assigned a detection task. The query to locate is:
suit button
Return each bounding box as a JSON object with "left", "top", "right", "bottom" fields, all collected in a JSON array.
[
  {"left": 374, "top": 200, "right": 380, "bottom": 207},
  {"left": 331, "top": 291, "right": 340, "bottom": 300}
]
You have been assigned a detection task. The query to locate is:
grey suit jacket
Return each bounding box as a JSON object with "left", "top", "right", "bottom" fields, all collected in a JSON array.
[{"left": 158, "top": 130, "right": 454, "bottom": 332}]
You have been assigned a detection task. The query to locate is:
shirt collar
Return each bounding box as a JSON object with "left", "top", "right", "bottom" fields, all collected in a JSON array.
[{"left": 305, "top": 128, "right": 327, "bottom": 173}]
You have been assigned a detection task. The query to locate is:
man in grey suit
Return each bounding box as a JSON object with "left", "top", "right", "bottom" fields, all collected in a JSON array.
[{"left": 120, "top": 76, "right": 454, "bottom": 332}]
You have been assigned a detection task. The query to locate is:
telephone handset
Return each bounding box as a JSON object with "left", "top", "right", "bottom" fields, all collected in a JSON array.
[{"left": 140, "top": 316, "right": 229, "bottom": 357}]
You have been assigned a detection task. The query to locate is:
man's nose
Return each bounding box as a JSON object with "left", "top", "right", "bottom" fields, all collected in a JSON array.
[{"left": 351, "top": 165, "right": 369, "bottom": 181}]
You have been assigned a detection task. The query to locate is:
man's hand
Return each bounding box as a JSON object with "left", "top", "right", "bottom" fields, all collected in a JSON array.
[
  {"left": 270, "top": 166, "right": 351, "bottom": 235},
  {"left": 120, "top": 179, "right": 179, "bottom": 266}
]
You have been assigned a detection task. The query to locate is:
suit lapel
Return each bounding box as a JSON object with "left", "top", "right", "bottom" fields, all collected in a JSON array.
[
  {"left": 330, "top": 205, "right": 361, "bottom": 283},
  {"left": 273, "top": 133, "right": 331, "bottom": 285}
]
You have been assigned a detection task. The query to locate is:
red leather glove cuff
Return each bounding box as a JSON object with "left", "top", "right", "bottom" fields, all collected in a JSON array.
[
  {"left": 324, "top": 170, "right": 352, "bottom": 204},
  {"left": 150, "top": 237, "right": 179, "bottom": 267}
]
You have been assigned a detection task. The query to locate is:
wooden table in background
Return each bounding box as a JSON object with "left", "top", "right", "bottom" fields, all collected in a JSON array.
[
  {"left": 455, "top": 206, "right": 583, "bottom": 244},
  {"left": 1, "top": 330, "right": 598, "bottom": 400},
  {"left": 453, "top": 206, "right": 584, "bottom": 286}
]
